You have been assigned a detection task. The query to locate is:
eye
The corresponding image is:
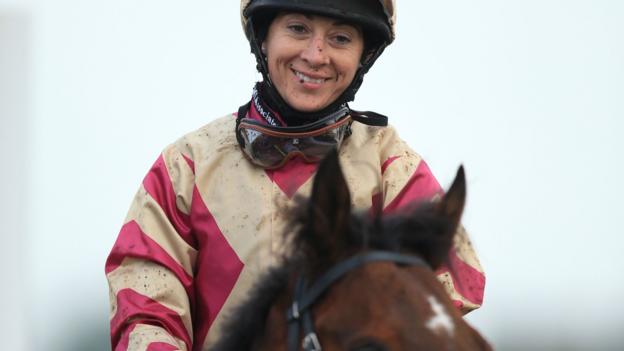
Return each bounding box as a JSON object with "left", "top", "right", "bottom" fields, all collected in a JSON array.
[
  {"left": 332, "top": 34, "right": 352, "bottom": 45},
  {"left": 287, "top": 23, "right": 308, "bottom": 34}
]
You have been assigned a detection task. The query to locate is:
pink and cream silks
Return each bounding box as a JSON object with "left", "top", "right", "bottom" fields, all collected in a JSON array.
[{"left": 105, "top": 114, "right": 486, "bottom": 351}]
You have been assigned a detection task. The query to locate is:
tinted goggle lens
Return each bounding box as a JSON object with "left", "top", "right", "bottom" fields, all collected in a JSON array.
[{"left": 237, "top": 116, "right": 351, "bottom": 169}]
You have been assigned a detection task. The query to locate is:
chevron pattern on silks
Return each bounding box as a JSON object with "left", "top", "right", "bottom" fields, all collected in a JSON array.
[{"left": 105, "top": 113, "right": 485, "bottom": 351}]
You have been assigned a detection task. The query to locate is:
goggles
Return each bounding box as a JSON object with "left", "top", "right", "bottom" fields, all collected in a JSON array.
[{"left": 237, "top": 105, "right": 352, "bottom": 169}]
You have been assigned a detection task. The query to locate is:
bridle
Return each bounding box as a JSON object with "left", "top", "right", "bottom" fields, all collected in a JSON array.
[{"left": 286, "top": 250, "right": 430, "bottom": 351}]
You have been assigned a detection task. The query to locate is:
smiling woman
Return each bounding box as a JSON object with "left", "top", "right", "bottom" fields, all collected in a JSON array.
[
  {"left": 105, "top": 1, "right": 487, "bottom": 350},
  {"left": 263, "top": 13, "right": 364, "bottom": 112}
]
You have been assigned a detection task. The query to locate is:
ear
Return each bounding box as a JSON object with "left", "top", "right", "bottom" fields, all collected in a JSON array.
[
  {"left": 435, "top": 165, "right": 466, "bottom": 231},
  {"left": 305, "top": 149, "right": 352, "bottom": 262},
  {"left": 426, "top": 166, "right": 466, "bottom": 269},
  {"left": 414, "top": 165, "right": 466, "bottom": 269}
]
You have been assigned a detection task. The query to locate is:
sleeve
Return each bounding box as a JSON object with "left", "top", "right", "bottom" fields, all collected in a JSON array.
[
  {"left": 105, "top": 143, "right": 198, "bottom": 351},
  {"left": 376, "top": 126, "right": 486, "bottom": 315}
]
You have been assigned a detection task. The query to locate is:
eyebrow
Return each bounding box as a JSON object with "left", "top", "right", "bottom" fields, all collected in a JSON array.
[
  {"left": 297, "top": 13, "right": 362, "bottom": 34},
  {"left": 300, "top": 14, "right": 353, "bottom": 26},
  {"left": 332, "top": 20, "right": 363, "bottom": 35},
  {"left": 333, "top": 20, "right": 353, "bottom": 27}
]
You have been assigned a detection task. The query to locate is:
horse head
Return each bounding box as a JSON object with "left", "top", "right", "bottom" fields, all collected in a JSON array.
[{"left": 213, "top": 150, "right": 491, "bottom": 351}]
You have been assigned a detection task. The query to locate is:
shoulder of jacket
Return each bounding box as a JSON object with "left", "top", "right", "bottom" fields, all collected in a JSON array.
[
  {"left": 347, "top": 121, "right": 401, "bottom": 150},
  {"left": 184, "top": 113, "right": 236, "bottom": 140},
  {"left": 351, "top": 121, "right": 399, "bottom": 139},
  {"left": 170, "top": 113, "right": 237, "bottom": 161}
]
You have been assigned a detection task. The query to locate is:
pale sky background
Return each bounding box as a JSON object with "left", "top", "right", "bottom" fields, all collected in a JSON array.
[{"left": 1, "top": 0, "right": 623, "bottom": 350}]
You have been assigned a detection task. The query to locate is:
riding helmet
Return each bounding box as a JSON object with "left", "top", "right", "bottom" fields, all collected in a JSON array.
[{"left": 240, "top": 0, "right": 397, "bottom": 114}]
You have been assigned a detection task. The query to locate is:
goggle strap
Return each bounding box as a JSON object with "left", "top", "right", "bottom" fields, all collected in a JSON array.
[
  {"left": 236, "top": 102, "right": 252, "bottom": 147},
  {"left": 239, "top": 116, "right": 352, "bottom": 138},
  {"left": 349, "top": 109, "right": 388, "bottom": 127}
]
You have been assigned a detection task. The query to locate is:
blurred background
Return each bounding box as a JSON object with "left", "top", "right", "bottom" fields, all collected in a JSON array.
[{"left": 1, "top": 0, "right": 623, "bottom": 350}]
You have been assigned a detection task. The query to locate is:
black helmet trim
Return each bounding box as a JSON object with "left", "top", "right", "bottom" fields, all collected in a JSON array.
[{"left": 243, "top": 0, "right": 392, "bottom": 47}]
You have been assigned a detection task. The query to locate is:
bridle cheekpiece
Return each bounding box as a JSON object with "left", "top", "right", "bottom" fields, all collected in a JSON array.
[{"left": 286, "top": 250, "right": 430, "bottom": 351}]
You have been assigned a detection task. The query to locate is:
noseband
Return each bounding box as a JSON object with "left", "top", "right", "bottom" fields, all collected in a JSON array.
[{"left": 286, "top": 250, "right": 430, "bottom": 351}]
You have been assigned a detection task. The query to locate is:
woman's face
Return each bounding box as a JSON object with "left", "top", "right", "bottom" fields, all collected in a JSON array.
[{"left": 263, "top": 13, "right": 364, "bottom": 112}]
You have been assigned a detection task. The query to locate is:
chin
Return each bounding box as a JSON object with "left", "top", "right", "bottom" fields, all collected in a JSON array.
[
  {"left": 287, "top": 97, "right": 333, "bottom": 113},
  {"left": 292, "top": 104, "right": 326, "bottom": 113}
]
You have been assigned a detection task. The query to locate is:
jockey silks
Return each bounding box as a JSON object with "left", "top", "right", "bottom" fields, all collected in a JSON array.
[{"left": 106, "top": 109, "right": 486, "bottom": 351}]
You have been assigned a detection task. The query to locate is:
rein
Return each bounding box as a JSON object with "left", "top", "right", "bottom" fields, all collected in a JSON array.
[{"left": 286, "top": 250, "right": 430, "bottom": 351}]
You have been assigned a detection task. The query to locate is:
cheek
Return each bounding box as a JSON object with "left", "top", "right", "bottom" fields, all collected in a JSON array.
[
  {"left": 266, "top": 48, "right": 295, "bottom": 82},
  {"left": 267, "top": 54, "right": 280, "bottom": 75},
  {"left": 334, "top": 62, "right": 360, "bottom": 89},
  {"left": 267, "top": 59, "right": 287, "bottom": 89},
  {"left": 337, "top": 52, "right": 362, "bottom": 80}
]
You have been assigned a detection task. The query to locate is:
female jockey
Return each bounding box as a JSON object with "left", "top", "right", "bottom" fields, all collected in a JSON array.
[{"left": 105, "top": 0, "right": 486, "bottom": 350}]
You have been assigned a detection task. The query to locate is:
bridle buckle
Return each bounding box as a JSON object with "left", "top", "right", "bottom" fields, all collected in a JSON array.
[
  {"left": 290, "top": 302, "right": 300, "bottom": 320},
  {"left": 303, "top": 332, "right": 322, "bottom": 351}
]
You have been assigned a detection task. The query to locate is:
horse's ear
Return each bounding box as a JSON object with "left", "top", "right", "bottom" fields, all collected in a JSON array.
[
  {"left": 435, "top": 165, "right": 466, "bottom": 230},
  {"left": 419, "top": 165, "right": 466, "bottom": 269},
  {"left": 306, "top": 149, "right": 352, "bottom": 262}
]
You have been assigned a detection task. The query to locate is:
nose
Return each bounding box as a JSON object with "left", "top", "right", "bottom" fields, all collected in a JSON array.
[{"left": 300, "top": 36, "right": 329, "bottom": 68}]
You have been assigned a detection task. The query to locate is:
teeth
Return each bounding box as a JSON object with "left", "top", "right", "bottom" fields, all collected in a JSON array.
[{"left": 295, "top": 71, "right": 324, "bottom": 84}]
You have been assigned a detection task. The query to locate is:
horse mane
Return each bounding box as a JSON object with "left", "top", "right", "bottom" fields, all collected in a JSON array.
[{"left": 211, "top": 198, "right": 455, "bottom": 350}]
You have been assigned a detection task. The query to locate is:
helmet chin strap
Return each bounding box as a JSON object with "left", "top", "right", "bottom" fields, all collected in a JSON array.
[{"left": 247, "top": 17, "right": 387, "bottom": 124}]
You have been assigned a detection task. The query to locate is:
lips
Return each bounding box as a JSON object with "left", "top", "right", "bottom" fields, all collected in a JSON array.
[{"left": 292, "top": 69, "right": 329, "bottom": 85}]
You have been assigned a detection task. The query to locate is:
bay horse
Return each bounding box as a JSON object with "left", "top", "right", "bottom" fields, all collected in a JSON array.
[{"left": 213, "top": 150, "right": 492, "bottom": 350}]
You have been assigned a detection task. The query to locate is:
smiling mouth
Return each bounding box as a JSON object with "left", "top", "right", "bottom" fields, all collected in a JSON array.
[{"left": 293, "top": 69, "right": 328, "bottom": 84}]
